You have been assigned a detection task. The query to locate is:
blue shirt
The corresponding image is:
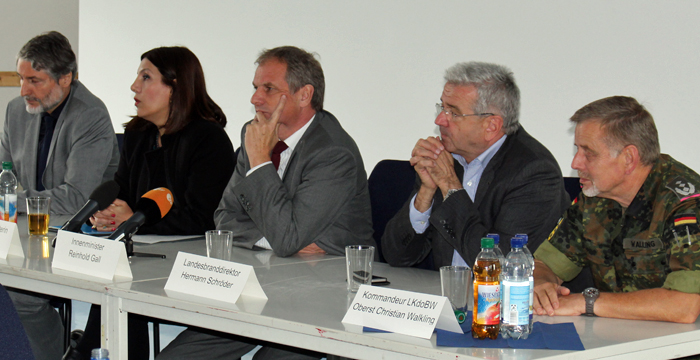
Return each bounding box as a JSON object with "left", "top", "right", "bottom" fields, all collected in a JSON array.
[{"left": 409, "top": 134, "right": 507, "bottom": 266}]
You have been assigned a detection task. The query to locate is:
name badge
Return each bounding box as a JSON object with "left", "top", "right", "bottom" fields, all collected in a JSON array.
[
  {"left": 52, "top": 230, "right": 132, "bottom": 281},
  {"left": 342, "top": 285, "right": 463, "bottom": 339},
  {"left": 0, "top": 220, "right": 23, "bottom": 259},
  {"left": 164, "top": 252, "right": 267, "bottom": 305},
  {"left": 623, "top": 238, "right": 663, "bottom": 250}
]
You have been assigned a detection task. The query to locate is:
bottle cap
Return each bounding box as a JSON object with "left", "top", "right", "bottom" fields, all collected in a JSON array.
[
  {"left": 91, "top": 348, "right": 109, "bottom": 359},
  {"left": 480, "top": 237, "right": 494, "bottom": 248},
  {"left": 510, "top": 237, "right": 525, "bottom": 248},
  {"left": 515, "top": 233, "right": 529, "bottom": 244},
  {"left": 486, "top": 233, "right": 500, "bottom": 245},
  {"left": 2, "top": 162, "right": 12, "bottom": 170}
]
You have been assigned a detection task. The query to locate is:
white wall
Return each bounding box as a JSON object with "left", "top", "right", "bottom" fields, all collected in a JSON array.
[
  {"left": 79, "top": 1, "right": 700, "bottom": 176},
  {"left": 0, "top": 0, "right": 79, "bottom": 133}
]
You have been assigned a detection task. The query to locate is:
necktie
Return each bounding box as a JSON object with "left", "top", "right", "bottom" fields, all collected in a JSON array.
[
  {"left": 36, "top": 114, "right": 57, "bottom": 191},
  {"left": 271, "top": 141, "right": 288, "bottom": 170}
]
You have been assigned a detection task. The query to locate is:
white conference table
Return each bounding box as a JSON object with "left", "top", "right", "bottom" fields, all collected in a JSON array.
[
  {"left": 1, "top": 216, "right": 700, "bottom": 359},
  {"left": 110, "top": 241, "right": 700, "bottom": 360}
]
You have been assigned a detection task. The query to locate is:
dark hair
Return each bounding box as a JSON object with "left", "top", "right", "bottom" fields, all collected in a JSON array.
[
  {"left": 125, "top": 46, "right": 226, "bottom": 134},
  {"left": 17, "top": 31, "right": 77, "bottom": 82},
  {"left": 256, "top": 46, "right": 325, "bottom": 111},
  {"left": 570, "top": 96, "right": 660, "bottom": 166}
]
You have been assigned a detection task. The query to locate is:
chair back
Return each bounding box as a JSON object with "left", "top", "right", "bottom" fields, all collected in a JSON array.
[
  {"left": 368, "top": 160, "right": 416, "bottom": 263},
  {"left": 564, "top": 177, "right": 582, "bottom": 201},
  {"left": 0, "top": 284, "right": 35, "bottom": 360}
]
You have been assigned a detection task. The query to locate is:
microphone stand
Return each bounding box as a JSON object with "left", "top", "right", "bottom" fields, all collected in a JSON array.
[{"left": 122, "top": 234, "right": 166, "bottom": 259}]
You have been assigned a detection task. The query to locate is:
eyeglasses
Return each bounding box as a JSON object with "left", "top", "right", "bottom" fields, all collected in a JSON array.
[{"left": 435, "top": 103, "right": 494, "bottom": 121}]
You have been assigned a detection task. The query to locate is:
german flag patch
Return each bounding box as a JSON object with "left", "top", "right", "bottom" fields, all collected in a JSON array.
[{"left": 675, "top": 214, "right": 697, "bottom": 227}]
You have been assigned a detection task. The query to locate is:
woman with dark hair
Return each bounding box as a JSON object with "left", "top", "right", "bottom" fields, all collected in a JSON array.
[
  {"left": 64, "top": 47, "right": 236, "bottom": 360},
  {"left": 92, "top": 46, "right": 235, "bottom": 234}
]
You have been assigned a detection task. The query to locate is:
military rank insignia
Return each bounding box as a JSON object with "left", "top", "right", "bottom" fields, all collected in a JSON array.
[{"left": 667, "top": 177, "right": 699, "bottom": 200}]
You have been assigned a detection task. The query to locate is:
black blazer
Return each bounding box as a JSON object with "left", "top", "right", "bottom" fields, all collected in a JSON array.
[
  {"left": 115, "top": 118, "right": 235, "bottom": 235},
  {"left": 382, "top": 126, "right": 570, "bottom": 269}
]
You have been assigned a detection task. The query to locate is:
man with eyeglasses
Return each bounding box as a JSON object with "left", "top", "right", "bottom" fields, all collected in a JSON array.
[{"left": 382, "top": 61, "right": 569, "bottom": 270}]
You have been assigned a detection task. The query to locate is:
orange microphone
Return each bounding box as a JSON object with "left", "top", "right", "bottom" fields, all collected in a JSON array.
[{"left": 107, "top": 187, "right": 173, "bottom": 241}]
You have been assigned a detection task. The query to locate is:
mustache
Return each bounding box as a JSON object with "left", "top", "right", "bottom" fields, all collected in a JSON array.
[
  {"left": 577, "top": 171, "right": 591, "bottom": 179},
  {"left": 23, "top": 96, "right": 41, "bottom": 103}
]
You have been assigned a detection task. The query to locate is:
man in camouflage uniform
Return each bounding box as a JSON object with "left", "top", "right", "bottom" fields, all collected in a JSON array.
[{"left": 533, "top": 96, "right": 700, "bottom": 323}]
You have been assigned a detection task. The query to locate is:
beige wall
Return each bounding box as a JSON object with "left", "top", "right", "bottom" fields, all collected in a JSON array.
[{"left": 0, "top": 0, "right": 79, "bottom": 132}]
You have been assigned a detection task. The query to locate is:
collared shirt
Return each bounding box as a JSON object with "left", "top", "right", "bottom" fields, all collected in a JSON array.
[
  {"left": 249, "top": 114, "right": 316, "bottom": 250},
  {"left": 409, "top": 134, "right": 507, "bottom": 266},
  {"left": 36, "top": 94, "right": 69, "bottom": 190}
]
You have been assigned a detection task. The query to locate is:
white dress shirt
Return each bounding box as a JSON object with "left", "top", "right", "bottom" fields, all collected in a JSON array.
[{"left": 247, "top": 115, "right": 316, "bottom": 250}]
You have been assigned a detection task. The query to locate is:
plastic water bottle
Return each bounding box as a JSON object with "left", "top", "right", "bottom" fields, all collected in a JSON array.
[
  {"left": 486, "top": 233, "right": 505, "bottom": 269},
  {"left": 501, "top": 237, "right": 532, "bottom": 339},
  {"left": 486, "top": 233, "right": 505, "bottom": 331},
  {"left": 515, "top": 233, "right": 535, "bottom": 331},
  {"left": 472, "top": 237, "right": 501, "bottom": 340},
  {"left": 0, "top": 162, "right": 18, "bottom": 223},
  {"left": 91, "top": 348, "right": 109, "bottom": 360}
]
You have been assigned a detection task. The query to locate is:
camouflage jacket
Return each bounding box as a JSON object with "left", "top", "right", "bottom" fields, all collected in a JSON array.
[{"left": 534, "top": 154, "right": 700, "bottom": 293}]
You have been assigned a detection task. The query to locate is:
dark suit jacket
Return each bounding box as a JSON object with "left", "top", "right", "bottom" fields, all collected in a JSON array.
[
  {"left": 115, "top": 118, "right": 235, "bottom": 235},
  {"left": 382, "top": 126, "right": 569, "bottom": 269},
  {"left": 215, "top": 110, "right": 374, "bottom": 257}
]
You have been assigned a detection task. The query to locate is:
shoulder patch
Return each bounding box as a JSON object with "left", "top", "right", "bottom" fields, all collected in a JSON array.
[{"left": 666, "top": 177, "right": 698, "bottom": 200}]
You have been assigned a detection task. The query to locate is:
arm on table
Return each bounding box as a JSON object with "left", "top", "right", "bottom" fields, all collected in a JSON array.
[{"left": 534, "top": 260, "right": 700, "bottom": 323}]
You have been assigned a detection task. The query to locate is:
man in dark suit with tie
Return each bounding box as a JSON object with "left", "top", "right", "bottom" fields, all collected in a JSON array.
[
  {"left": 382, "top": 62, "right": 569, "bottom": 269},
  {"left": 157, "top": 46, "right": 373, "bottom": 359},
  {"left": 0, "top": 31, "right": 119, "bottom": 360}
]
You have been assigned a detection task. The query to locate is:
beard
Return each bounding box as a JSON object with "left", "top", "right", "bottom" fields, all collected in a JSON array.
[
  {"left": 578, "top": 171, "right": 600, "bottom": 197},
  {"left": 24, "top": 85, "right": 65, "bottom": 114}
]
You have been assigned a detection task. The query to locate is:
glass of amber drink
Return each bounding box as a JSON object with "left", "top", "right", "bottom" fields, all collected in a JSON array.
[{"left": 26, "top": 196, "right": 50, "bottom": 235}]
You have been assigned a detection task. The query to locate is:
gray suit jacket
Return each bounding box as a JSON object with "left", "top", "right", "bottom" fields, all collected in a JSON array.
[
  {"left": 0, "top": 80, "right": 119, "bottom": 214},
  {"left": 382, "top": 126, "right": 570, "bottom": 269},
  {"left": 215, "top": 110, "right": 374, "bottom": 257}
]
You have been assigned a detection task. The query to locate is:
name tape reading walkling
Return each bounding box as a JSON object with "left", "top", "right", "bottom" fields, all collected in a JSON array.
[
  {"left": 165, "top": 251, "right": 267, "bottom": 304},
  {"left": 342, "top": 284, "right": 463, "bottom": 339}
]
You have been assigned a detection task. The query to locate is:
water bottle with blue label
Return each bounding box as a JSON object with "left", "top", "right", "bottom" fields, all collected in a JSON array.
[{"left": 501, "top": 236, "right": 532, "bottom": 339}]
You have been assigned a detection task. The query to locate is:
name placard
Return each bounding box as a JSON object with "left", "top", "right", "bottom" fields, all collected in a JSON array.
[
  {"left": 342, "top": 285, "right": 463, "bottom": 339},
  {"left": 164, "top": 252, "right": 267, "bottom": 304},
  {"left": 52, "top": 230, "right": 132, "bottom": 281},
  {"left": 0, "top": 220, "right": 22, "bottom": 260}
]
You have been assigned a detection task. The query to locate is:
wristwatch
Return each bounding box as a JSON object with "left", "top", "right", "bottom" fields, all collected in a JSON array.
[
  {"left": 443, "top": 188, "right": 462, "bottom": 201},
  {"left": 582, "top": 287, "right": 599, "bottom": 316}
]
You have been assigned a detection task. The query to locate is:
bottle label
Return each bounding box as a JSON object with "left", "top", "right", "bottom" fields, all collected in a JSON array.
[
  {"left": 475, "top": 284, "right": 500, "bottom": 325},
  {"left": 529, "top": 275, "right": 534, "bottom": 317},
  {"left": 2, "top": 194, "right": 16, "bottom": 223},
  {"left": 502, "top": 280, "right": 530, "bottom": 325}
]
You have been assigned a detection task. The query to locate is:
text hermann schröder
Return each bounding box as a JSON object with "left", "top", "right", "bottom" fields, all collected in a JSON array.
[{"left": 179, "top": 258, "right": 241, "bottom": 289}]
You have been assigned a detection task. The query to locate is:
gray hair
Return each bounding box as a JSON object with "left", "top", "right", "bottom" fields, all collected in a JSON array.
[
  {"left": 256, "top": 46, "right": 325, "bottom": 112},
  {"left": 444, "top": 62, "right": 520, "bottom": 135},
  {"left": 570, "top": 96, "right": 660, "bottom": 166},
  {"left": 17, "top": 31, "right": 77, "bottom": 82}
]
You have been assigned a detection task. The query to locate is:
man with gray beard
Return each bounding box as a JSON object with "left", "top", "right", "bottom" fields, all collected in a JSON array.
[
  {"left": 533, "top": 96, "right": 700, "bottom": 324},
  {"left": 0, "top": 31, "right": 119, "bottom": 360}
]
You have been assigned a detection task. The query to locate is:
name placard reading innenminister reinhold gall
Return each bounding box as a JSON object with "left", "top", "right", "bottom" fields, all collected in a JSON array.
[
  {"left": 164, "top": 251, "right": 267, "bottom": 304},
  {"left": 342, "top": 285, "right": 463, "bottom": 339},
  {"left": 52, "top": 230, "right": 133, "bottom": 280}
]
